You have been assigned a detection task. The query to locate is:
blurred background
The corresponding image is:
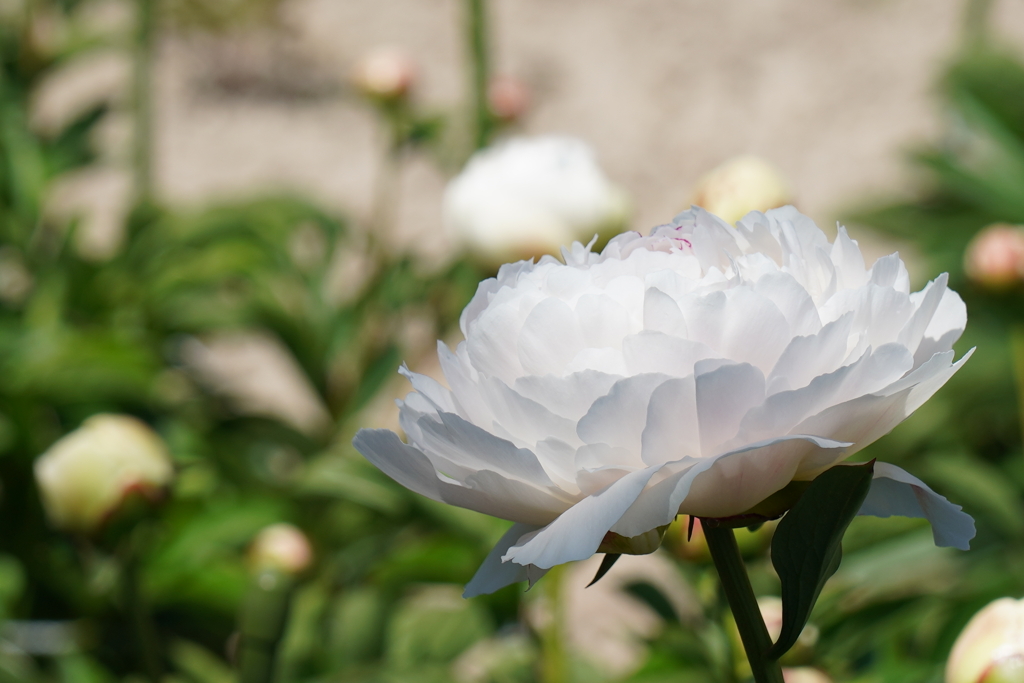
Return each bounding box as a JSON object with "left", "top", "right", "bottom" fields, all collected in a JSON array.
[{"left": 5, "top": 0, "right": 1024, "bottom": 682}]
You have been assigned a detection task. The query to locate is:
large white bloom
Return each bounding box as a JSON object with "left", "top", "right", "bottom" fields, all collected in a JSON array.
[
  {"left": 444, "top": 136, "right": 627, "bottom": 262},
  {"left": 355, "top": 207, "right": 975, "bottom": 597}
]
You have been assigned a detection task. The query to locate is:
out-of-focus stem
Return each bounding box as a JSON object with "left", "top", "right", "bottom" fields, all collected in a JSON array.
[
  {"left": 703, "top": 524, "right": 784, "bottom": 683},
  {"left": 962, "top": 0, "right": 994, "bottom": 49},
  {"left": 237, "top": 570, "right": 294, "bottom": 683},
  {"left": 466, "top": 0, "right": 492, "bottom": 150},
  {"left": 1010, "top": 325, "right": 1024, "bottom": 452},
  {"left": 538, "top": 563, "right": 567, "bottom": 683},
  {"left": 133, "top": 0, "right": 155, "bottom": 203},
  {"left": 122, "top": 544, "right": 162, "bottom": 683}
]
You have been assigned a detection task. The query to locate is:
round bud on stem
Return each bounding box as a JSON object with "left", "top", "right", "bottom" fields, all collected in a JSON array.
[
  {"left": 691, "top": 155, "right": 791, "bottom": 225},
  {"left": 964, "top": 224, "right": 1024, "bottom": 289},
  {"left": 350, "top": 47, "right": 416, "bottom": 101},
  {"left": 948, "top": 598, "right": 1024, "bottom": 683},
  {"left": 249, "top": 523, "right": 313, "bottom": 575},
  {"left": 34, "top": 414, "right": 173, "bottom": 534}
]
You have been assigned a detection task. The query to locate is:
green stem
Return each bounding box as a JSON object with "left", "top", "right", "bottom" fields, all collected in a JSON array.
[
  {"left": 122, "top": 545, "right": 162, "bottom": 683},
  {"left": 1010, "top": 325, "right": 1024, "bottom": 454},
  {"left": 237, "top": 571, "right": 294, "bottom": 683},
  {"left": 465, "top": 0, "right": 492, "bottom": 150},
  {"left": 133, "top": 0, "right": 155, "bottom": 203},
  {"left": 703, "top": 523, "right": 784, "bottom": 683},
  {"left": 962, "top": 0, "right": 994, "bottom": 49},
  {"left": 538, "top": 563, "right": 567, "bottom": 683}
]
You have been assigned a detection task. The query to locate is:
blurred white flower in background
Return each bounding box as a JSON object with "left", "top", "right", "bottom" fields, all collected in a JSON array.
[
  {"left": 355, "top": 206, "right": 974, "bottom": 597},
  {"left": 964, "top": 223, "right": 1024, "bottom": 290},
  {"left": 690, "top": 155, "right": 791, "bottom": 225},
  {"left": 443, "top": 135, "right": 628, "bottom": 263},
  {"left": 249, "top": 523, "right": 313, "bottom": 575},
  {"left": 34, "top": 414, "right": 174, "bottom": 533},
  {"left": 947, "top": 597, "right": 1024, "bottom": 683}
]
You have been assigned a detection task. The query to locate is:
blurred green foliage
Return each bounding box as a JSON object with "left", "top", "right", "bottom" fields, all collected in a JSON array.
[{"left": 5, "top": 1, "right": 1024, "bottom": 683}]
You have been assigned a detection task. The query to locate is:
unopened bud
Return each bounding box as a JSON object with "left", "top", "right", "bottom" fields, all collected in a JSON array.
[
  {"left": 691, "top": 155, "right": 791, "bottom": 225},
  {"left": 947, "top": 598, "right": 1024, "bottom": 683},
  {"left": 249, "top": 523, "right": 313, "bottom": 575},
  {"left": 783, "top": 668, "right": 833, "bottom": 683},
  {"left": 350, "top": 47, "right": 416, "bottom": 101},
  {"left": 487, "top": 75, "right": 530, "bottom": 122},
  {"left": 964, "top": 224, "right": 1024, "bottom": 289},
  {"left": 34, "top": 415, "right": 173, "bottom": 534}
]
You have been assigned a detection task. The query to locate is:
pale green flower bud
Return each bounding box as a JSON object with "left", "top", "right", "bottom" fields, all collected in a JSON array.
[
  {"left": 34, "top": 414, "right": 173, "bottom": 533},
  {"left": 947, "top": 598, "right": 1024, "bottom": 683}
]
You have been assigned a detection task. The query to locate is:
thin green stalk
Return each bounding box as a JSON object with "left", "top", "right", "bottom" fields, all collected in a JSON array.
[
  {"left": 133, "top": 0, "right": 155, "bottom": 203},
  {"left": 465, "top": 0, "right": 491, "bottom": 150},
  {"left": 962, "top": 0, "right": 994, "bottom": 50},
  {"left": 538, "top": 563, "right": 567, "bottom": 683},
  {"left": 703, "top": 523, "right": 784, "bottom": 683},
  {"left": 122, "top": 547, "right": 162, "bottom": 683},
  {"left": 237, "top": 571, "right": 294, "bottom": 683},
  {"left": 1010, "top": 325, "right": 1024, "bottom": 454}
]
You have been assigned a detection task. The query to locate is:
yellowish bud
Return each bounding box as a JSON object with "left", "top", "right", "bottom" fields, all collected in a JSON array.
[
  {"left": 948, "top": 598, "right": 1024, "bottom": 683},
  {"left": 691, "top": 155, "right": 791, "bottom": 225},
  {"left": 350, "top": 47, "right": 416, "bottom": 101},
  {"left": 34, "top": 414, "right": 173, "bottom": 533}
]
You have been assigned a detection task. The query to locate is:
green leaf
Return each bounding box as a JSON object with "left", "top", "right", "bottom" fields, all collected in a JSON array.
[{"left": 768, "top": 461, "right": 875, "bottom": 660}]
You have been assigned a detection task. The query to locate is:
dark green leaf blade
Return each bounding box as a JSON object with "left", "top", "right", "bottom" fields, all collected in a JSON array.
[
  {"left": 586, "top": 554, "right": 621, "bottom": 588},
  {"left": 768, "top": 461, "right": 875, "bottom": 660}
]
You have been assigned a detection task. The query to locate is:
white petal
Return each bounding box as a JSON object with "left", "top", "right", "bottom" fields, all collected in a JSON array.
[
  {"left": 513, "top": 370, "right": 621, "bottom": 422},
  {"left": 576, "top": 293, "right": 632, "bottom": 349},
  {"left": 611, "top": 434, "right": 850, "bottom": 535},
  {"left": 695, "top": 361, "right": 766, "bottom": 456},
  {"left": 503, "top": 466, "right": 663, "bottom": 568},
  {"left": 416, "top": 411, "right": 555, "bottom": 485},
  {"left": 353, "top": 429, "right": 571, "bottom": 525},
  {"left": 768, "top": 313, "right": 854, "bottom": 394},
  {"left": 463, "top": 523, "right": 547, "bottom": 597},
  {"left": 622, "top": 332, "right": 717, "bottom": 376},
  {"left": 792, "top": 349, "right": 972, "bottom": 459},
  {"left": 518, "top": 298, "right": 585, "bottom": 376},
  {"left": 478, "top": 377, "right": 580, "bottom": 447},
  {"left": 577, "top": 374, "right": 670, "bottom": 452},
  {"left": 399, "top": 365, "right": 456, "bottom": 414},
  {"left": 641, "top": 377, "right": 700, "bottom": 466},
  {"left": 898, "top": 273, "right": 948, "bottom": 357},
  {"left": 754, "top": 271, "right": 821, "bottom": 338},
  {"left": 914, "top": 288, "right": 967, "bottom": 365},
  {"left": 858, "top": 462, "right": 975, "bottom": 550},
  {"left": 679, "top": 288, "right": 791, "bottom": 373},
  {"left": 643, "top": 287, "right": 687, "bottom": 336}
]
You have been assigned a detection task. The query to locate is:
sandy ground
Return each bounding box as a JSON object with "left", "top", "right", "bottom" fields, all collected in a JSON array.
[{"left": 150, "top": 0, "right": 1024, "bottom": 263}]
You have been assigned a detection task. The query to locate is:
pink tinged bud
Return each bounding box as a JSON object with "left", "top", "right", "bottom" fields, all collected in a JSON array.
[
  {"left": 250, "top": 523, "right": 313, "bottom": 575},
  {"left": 487, "top": 75, "right": 530, "bottom": 122},
  {"left": 350, "top": 47, "right": 416, "bottom": 100},
  {"left": 947, "top": 598, "right": 1024, "bottom": 683},
  {"left": 964, "top": 224, "right": 1024, "bottom": 289},
  {"left": 33, "top": 415, "right": 174, "bottom": 534}
]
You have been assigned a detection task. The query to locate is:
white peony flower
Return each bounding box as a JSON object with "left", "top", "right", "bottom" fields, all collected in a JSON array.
[
  {"left": 34, "top": 414, "right": 174, "bottom": 533},
  {"left": 444, "top": 136, "right": 627, "bottom": 263},
  {"left": 354, "top": 206, "right": 975, "bottom": 597}
]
